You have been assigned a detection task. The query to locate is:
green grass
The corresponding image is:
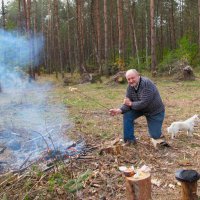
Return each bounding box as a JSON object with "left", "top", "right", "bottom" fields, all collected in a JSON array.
[{"left": 59, "top": 74, "right": 200, "bottom": 142}]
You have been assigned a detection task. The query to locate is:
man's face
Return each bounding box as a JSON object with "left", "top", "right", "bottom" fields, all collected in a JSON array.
[{"left": 126, "top": 73, "right": 140, "bottom": 87}]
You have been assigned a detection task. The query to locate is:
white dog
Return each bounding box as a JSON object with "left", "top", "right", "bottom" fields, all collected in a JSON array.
[{"left": 167, "top": 114, "right": 200, "bottom": 139}]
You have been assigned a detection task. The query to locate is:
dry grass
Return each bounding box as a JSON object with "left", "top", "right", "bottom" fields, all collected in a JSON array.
[{"left": 0, "top": 73, "right": 200, "bottom": 200}]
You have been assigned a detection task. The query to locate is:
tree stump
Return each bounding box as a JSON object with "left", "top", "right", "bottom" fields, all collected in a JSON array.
[
  {"left": 175, "top": 169, "right": 200, "bottom": 200},
  {"left": 90, "top": 73, "right": 102, "bottom": 83},
  {"left": 168, "top": 60, "right": 195, "bottom": 81},
  {"left": 125, "top": 172, "right": 151, "bottom": 200},
  {"left": 180, "top": 181, "right": 198, "bottom": 200},
  {"left": 80, "top": 72, "right": 92, "bottom": 83},
  {"left": 99, "top": 144, "right": 123, "bottom": 155},
  {"left": 107, "top": 71, "right": 126, "bottom": 84},
  {"left": 182, "top": 66, "right": 195, "bottom": 81}
]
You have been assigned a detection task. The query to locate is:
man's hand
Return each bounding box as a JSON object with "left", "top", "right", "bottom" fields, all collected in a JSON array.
[
  {"left": 123, "top": 97, "right": 132, "bottom": 107},
  {"left": 109, "top": 108, "right": 122, "bottom": 116}
]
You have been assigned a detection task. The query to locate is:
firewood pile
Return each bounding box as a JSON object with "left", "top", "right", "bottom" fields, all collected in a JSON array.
[{"left": 106, "top": 71, "right": 126, "bottom": 85}]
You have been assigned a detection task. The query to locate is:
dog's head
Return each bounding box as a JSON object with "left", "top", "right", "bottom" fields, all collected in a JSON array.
[
  {"left": 167, "top": 125, "right": 176, "bottom": 139},
  {"left": 167, "top": 126, "right": 171, "bottom": 134}
]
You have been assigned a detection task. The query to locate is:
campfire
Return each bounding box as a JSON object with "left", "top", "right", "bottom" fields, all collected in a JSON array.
[{"left": 0, "top": 83, "right": 85, "bottom": 174}]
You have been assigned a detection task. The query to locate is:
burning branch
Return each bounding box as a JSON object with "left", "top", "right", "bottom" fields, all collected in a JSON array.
[
  {"left": 31, "top": 130, "right": 50, "bottom": 150},
  {"left": 44, "top": 122, "right": 56, "bottom": 152}
]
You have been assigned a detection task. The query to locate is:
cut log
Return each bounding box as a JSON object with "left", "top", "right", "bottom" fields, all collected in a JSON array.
[
  {"left": 182, "top": 66, "right": 195, "bottom": 81},
  {"left": 175, "top": 169, "right": 200, "bottom": 200},
  {"left": 80, "top": 72, "right": 92, "bottom": 84},
  {"left": 180, "top": 181, "right": 198, "bottom": 200},
  {"left": 106, "top": 71, "right": 126, "bottom": 85},
  {"left": 99, "top": 144, "right": 123, "bottom": 155},
  {"left": 125, "top": 172, "right": 151, "bottom": 200}
]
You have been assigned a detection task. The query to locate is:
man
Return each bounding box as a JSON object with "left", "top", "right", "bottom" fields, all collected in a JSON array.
[{"left": 109, "top": 69, "right": 165, "bottom": 145}]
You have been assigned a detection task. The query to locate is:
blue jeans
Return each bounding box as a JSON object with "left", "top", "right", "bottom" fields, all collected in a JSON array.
[{"left": 123, "top": 110, "right": 165, "bottom": 142}]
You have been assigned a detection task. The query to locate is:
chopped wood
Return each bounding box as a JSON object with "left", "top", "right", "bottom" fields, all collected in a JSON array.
[
  {"left": 99, "top": 144, "right": 123, "bottom": 155},
  {"left": 77, "top": 156, "right": 95, "bottom": 160},
  {"left": 91, "top": 183, "right": 101, "bottom": 188},
  {"left": 178, "top": 160, "right": 193, "bottom": 167},
  {"left": 110, "top": 137, "right": 121, "bottom": 146}
]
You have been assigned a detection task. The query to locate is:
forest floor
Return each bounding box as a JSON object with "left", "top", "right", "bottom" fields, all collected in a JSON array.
[{"left": 0, "top": 72, "right": 200, "bottom": 200}]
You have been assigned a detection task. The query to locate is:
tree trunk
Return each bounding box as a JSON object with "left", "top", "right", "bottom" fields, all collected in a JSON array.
[
  {"left": 91, "top": 0, "right": 102, "bottom": 74},
  {"left": 150, "top": 0, "right": 157, "bottom": 76},
  {"left": 104, "top": 0, "right": 108, "bottom": 69},
  {"left": 2, "top": 0, "right": 6, "bottom": 29},
  {"left": 158, "top": 0, "right": 163, "bottom": 60},
  {"left": 130, "top": 1, "right": 139, "bottom": 65},
  {"left": 40, "top": 0, "right": 47, "bottom": 72},
  {"left": 198, "top": 0, "right": 200, "bottom": 52},
  {"left": 25, "top": 0, "right": 35, "bottom": 81},
  {"left": 54, "top": 0, "right": 64, "bottom": 78},
  {"left": 17, "top": 0, "right": 22, "bottom": 30},
  {"left": 169, "top": 0, "right": 176, "bottom": 49},
  {"left": 179, "top": 0, "right": 184, "bottom": 38},
  {"left": 46, "top": 0, "right": 52, "bottom": 74},
  {"left": 117, "top": 0, "right": 124, "bottom": 62},
  {"left": 76, "top": 0, "right": 87, "bottom": 74},
  {"left": 96, "top": 0, "right": 101, "bottom": 73},
  {"left": 66, "top": 0, "right": 72, "bottom": 74},
  {"left": 22, "top": 0, "right": 27, "bottom": 31},
  {"left": 110, "top": 0, "right": 116, "bottom": 63},
  {"left": 127, "top": 0, "right": 135, "bottom": 57},
  {"left": 145, "top": 0, "right": 149, "bottom": 67},
  {"left": 33, "top": 0, "right": 39, "bottom": 76}
]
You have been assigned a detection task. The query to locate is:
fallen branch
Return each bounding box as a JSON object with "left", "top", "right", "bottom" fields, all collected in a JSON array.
[
  {"left": 31, "top": 130, "right": 50, "bottom": 150},
  {"left": 0, "top": 146, "right": 6, "bottom": 154},
  {"left": 19, "top": 153, "right": 33, "bottom": 170},
  {"left": 77, "top": 156, "right": 95, "bottom": 160},
  {"left": 0, "top": 173, "right": 18, "bottom": 188},
  {"left": 23, "top": 131, "right": 49, "bottom": 144}
]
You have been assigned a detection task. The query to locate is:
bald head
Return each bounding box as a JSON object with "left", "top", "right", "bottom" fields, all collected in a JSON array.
[
  {"left": 125, "top": 69, "right": 140, "bottom": 87},
  {"left": 125, "top": 69, "right": 139, "bottom": 78}
]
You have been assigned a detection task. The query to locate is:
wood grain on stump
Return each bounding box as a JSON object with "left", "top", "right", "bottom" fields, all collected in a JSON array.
[
  {"left": 181, "top": 181, "right": 198, "bottom": 200},
  {"left": 125, "top": 172, "right": 151, "bottom": 200}
]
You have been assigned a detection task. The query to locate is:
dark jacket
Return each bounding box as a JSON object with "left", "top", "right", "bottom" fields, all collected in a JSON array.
[{"left": 120, "top": 76, "right": 165, "bottom": 116}]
